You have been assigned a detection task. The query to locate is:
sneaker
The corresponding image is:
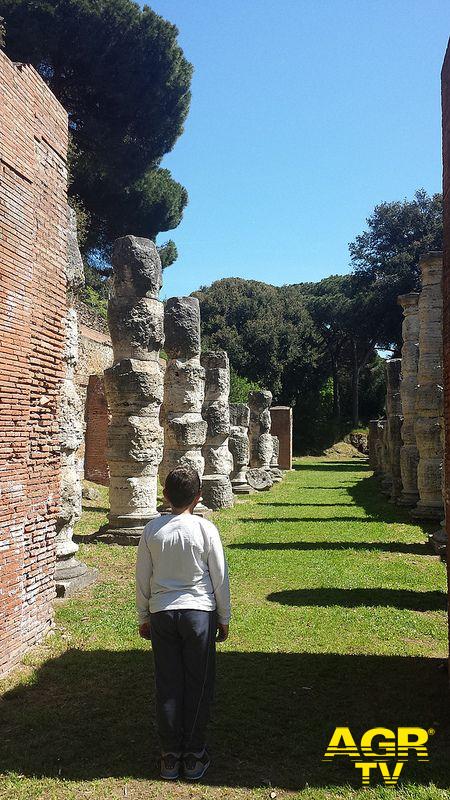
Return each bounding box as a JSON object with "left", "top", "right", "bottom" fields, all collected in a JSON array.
[
  {"left": 183, "top": 749, "right": 211, "bottom": 781},
  {"left": 160, "top": 752, "right": 181, "bottom": 780}
]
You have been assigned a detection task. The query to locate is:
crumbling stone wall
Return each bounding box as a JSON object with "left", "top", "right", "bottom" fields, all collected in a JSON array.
[
  {"left": 0, "top": 52, "right": 68, "bottom": 675},
  {"left": 54, "top": 208, "right": 97, "bottom": 596}
]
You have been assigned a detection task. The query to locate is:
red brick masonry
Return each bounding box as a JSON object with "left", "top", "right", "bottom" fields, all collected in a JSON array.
[
  {"left": 0, "top": 51, "right": 68, "bottom": 676},
  {"left": 442, "top": 39, "right": 450, "bottom": 669},
  {"left": 270, "top": 406, "right": 293, "bottom": 470},
  {"left": 84, "top": 375, "right": 110, "bottom": 485}
]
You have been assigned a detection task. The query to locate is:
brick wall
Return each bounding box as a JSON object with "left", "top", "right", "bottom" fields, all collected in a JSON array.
[
  {"left": 84, "top": 375, "right": 110, "bottom": 485},
  {"left": 74, "top": 318, "right": 113, "bottom": 474},
  {"left": 442, "top": 39, "right": 450, "bottom": 669},
  {"left": 0, "top": 51, "right": 68, "bottom": 676},
  {"left": 270, "top": 406, "right": 293, "bottom": 469}
]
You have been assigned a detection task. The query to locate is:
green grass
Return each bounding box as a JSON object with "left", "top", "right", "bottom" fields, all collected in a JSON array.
[{"left": 1, "top": 456, "right": 449, "bottom": 800}]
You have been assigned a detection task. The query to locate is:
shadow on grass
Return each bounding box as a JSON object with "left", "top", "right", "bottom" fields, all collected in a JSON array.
[
  {"left": 258, "top": 502, "right": 357, "bottom": 508},
  {"left": 347, "top": 475, "right": 436, "bottom": 532},
  {"left": 229, "top": 541, "right": 431, "bottom": 555},
  {"left": 293, "top": 462, "right": 371, "bottom": 472},
  {"left": 238, "top": 516, "right": 383, "bottom": 524},
  {"left": 0, "top": 650, "right": 449, "bottom": 790},
  {"left": 267, "top": 587, "right": 447, "bottom": 611}
]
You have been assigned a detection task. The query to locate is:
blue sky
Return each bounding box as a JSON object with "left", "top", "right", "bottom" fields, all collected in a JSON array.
[{"left": 144, "top": 1, "right": 449, "bottom": 300}]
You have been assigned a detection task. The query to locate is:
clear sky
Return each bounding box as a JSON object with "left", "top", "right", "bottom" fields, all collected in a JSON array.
[{"left": 144, "top": 0, "right": 449, "bottom": 300}]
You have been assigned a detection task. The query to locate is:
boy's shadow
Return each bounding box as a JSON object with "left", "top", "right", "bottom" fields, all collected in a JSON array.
[{"left": 1, "top": 648, "right": 450, "bottom": 790}]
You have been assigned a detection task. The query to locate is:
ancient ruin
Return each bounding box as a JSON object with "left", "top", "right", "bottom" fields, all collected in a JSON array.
[
  {"left": 159, "top": 297, "right": 207, "bottom": 511},
  {"left": 84, "top": 375, "right": 110, "bottom": 485},
  {"left": 368, "top": 420, "right": 379, "bottom": 471},
  {"left": 380, "top": 417, "right": 392, "bottom": 496},
  {"left": 270, "top": 435, "right": 283, "bottom": 482},
  {"left": 374, "top": 420, "right": 386, "bottom": 477},
  {"left": 412, "top": 252, "right": 444, "bottom": 520},
  {"left": 397, "top": 293, "right": 420, "bottom": 506},
  {"left": 385, "top": 359, "right": 403, "bottom": 502},
  {"left": 55, "top": 208, "right": 97, "bottom": 595},
  {"left": 103, "top": 236, "right": 165, "bottom": 542},
  {"left": 229, "top": 403, "right": 253, "bottom": 494},
  {"left": 200, "top": 351, "right": 234, "bottom": 509},
  {"left": 270, "top": 406, "right": 293, "bottom": 469},
  {"left": 1, "top": 50, "right": 73, "bottom": 674},
  {"left": 248, "top": 389, "right": 274, "bottom": 470}
]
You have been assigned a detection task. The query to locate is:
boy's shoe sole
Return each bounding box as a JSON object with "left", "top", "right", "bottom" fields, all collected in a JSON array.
[
  {"left": 183, "top": 752, "right": 211, "bottom": 781},
  {"left": 159, "top": 754, "right": 181, "bottom": 780}
]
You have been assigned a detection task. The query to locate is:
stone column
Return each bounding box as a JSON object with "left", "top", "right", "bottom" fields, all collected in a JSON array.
[
  {"left": 229, "top": 403, "right": 253, "bottom": 494},
  {"left": 397, "top": 293, "right": 420, "bottom": 506},
  {"left": 55, "top": 207, "right": 98, "bottom": 594},
  {"left": 412, "top": 252, "right": 444, "bottom": 520},
  {"left": 270, "top": 435, "right": 283, "bottom": 482},
  {"left": 368, "top": 420, "right": 379, "bottom": 471},
  {"left": 386, "top": 359, "right": 403, "bottom": 502},
  {"left": 200, "top": 351, "right": 234, "bottom": 509},
  {"left": 159, "top": 297, "right": 207, "bottom": 511},
  {"left": 103, "top": 236, "right": 164, "bottom": 543},
  {"left": 374, "top": 419, "right": 386, "bottom": 477},
  {"left": 248, "top": 390, "right": 274, "bottom": 470},
  {"left": 380, "top": 416, "right": 392, "bottom": 496}
]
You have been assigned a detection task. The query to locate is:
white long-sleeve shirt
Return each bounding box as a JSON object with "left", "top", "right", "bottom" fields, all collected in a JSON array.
[{"left": 136, "top": 513, "right": 231, "bottom": 625}]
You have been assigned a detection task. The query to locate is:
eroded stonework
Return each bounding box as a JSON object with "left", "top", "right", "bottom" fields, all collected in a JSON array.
[
  {"left": 385, "top": 359, "right": 403, "bottom": 502},
  {"left": 412, "top": 252, "right": 444, "bottom": 520},
  {"left": 104, "top": 236, "right": 164, "bottom": 542},
  {"left": 55, "top": 207, "right": 97, "bottom": 593},
  {"left": 248, "top": 389, "right": 274, "bottom": 471},
  {"left": 397, "top": 293, "right": 420, "bottom": 506},
  {"left": 159, "top": 297, "right": 207, "bottom": 512},
  {"left": 229, "top": 403, "right": 253, "bottom": 494},
  {"left": 270, "top": 435, "right": 283, "bottom": 482},
  {"left": 200, "top": 351, "right": 234, "bottom": 509}
]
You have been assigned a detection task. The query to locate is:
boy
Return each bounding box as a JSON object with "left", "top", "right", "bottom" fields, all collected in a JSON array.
[{"left": 136, "top": 465, "right": 231, "bottom": 782}]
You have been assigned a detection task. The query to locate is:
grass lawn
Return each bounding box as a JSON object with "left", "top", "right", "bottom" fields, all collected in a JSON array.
[{"left": 1, "top": 456, "right": 449, "bottom": 800}]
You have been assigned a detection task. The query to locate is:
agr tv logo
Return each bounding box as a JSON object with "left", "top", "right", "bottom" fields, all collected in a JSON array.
[{"left": 323, "top": 726, "right": 432, "bottom": 786}]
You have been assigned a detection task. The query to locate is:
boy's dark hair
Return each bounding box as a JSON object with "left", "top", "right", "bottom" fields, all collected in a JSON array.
[{"left": 164, "top": 466, "right": 201, "bottom": 508}]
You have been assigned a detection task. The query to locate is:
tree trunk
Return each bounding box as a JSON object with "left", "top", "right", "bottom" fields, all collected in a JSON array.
[{"left": 351, "top": 339, "right": 359, "bottom": 427}]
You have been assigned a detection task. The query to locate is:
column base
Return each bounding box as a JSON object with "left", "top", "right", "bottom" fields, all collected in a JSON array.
[
  {"left": 246, "top": 468, "right": 274, "bottom": 491},
  {"left": 96, "top": 512, "right": 161, "bottom": 545},
  {"left": 231, "top": 481, "right": 255, "bottom": 495},
  {"left": 55, "top": 556, "right": 98, "bottom": 598},
  {"left": 410, "top": 503, "right": 444, "bottom": 521},
  {"left": 428, "top": 527, "right": 447, "bottom": 557},
  {"left": 397, "top": 491, "right": 419, "bottom": 507},
  {"left": 270, "top": 467, "right": 283, "bottom": 482}
]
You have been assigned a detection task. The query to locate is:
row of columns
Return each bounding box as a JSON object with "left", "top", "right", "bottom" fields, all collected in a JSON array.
[
  {"left": 93, "top": 238, "right": 287, "bottom": 544},
  {"left": 369, "top": 252, "right": 444, "bottom": 528}
]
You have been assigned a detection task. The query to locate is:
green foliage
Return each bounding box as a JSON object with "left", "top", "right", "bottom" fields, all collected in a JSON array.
[
  {"left": 80, "top": 286, "right": 108, "bottom": 319},
  {"left": 193, "top": 278, "right": 323, "bottom": 405},
  {"left": 158, "top": 239, "right": 178, "bottom": 270},
  {"left": 349, "top": 189, "right": 443, "bottom": 349},
  {"left": 229, "top": 366, "right": 261, "bottom": 403},
  {"left": 1, "top": 0, "right": 192, "bottom": 265}
]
